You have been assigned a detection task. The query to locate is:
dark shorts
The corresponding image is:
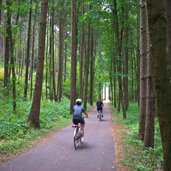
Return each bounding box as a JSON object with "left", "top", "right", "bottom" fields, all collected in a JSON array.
[
  {"left": 97, "top": 107, "right": 103, "bottom": 112},
  {"left": 73, "top": 115, "right": 85, "bottom": 125}
]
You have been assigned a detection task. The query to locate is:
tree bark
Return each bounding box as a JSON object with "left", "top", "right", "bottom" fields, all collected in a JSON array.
[
  {"left": 50, "top": 0, "right": 57, "bottom": 101},
  {"left": 30, "top": 0, "right": 38, "bottom": 100},
  {"left": 4, "top": 0, "right": 11, "bottom": 93},
  {"left": 28, "top": 0, "right": 48, "bottom": 128},
  {"left": 24, "top": 0, "right": 32, "bottom": 99},
  {"left": 147, "top": 0, "right": 171, "bottom": 169},
  {"left": 57, "top": 0, "right": 64, "bottom": 102},
  {"left": 123, "top": 25, "right": 129, "bottom": 111},
  {"left": 7, "top": 0, "right": 16, "bottom": 111},
  {"left": 138, "top": 0, "right": 147, "bottom": 140},
  {"left": 83, "top": 15, "right": 91, "bottom": 110},
  {"left": 144, "top": 6, "right": 154, "bottom": 148},
  {"left": 70, "top": 0, "right": 77, "bottom": 113},
  {"left": 89, "top": 29, "right": 94, "bottom": 106},
  {"left": 78, "top": 0, "right": 84, "bottom": 99},
  {"left": 0, "top": 0, "right": 2, "bottom": 24}
]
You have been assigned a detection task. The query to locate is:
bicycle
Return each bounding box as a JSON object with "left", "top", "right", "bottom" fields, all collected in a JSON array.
[
  {"left": 97, "top": 110, "right": 103, "bottom": 121},
  {"left": 72, "top": 123, "right": 84, "bottom": 150}
]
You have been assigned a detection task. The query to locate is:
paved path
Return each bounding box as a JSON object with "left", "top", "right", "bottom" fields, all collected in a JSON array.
[{"left": 0, "top": 103, "right": 115, "bottom": 171}]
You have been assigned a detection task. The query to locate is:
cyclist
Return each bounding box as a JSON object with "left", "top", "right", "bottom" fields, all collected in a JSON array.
[
  {"left": 96, "top": 98, "right": 104, "bottom": 117},
  {"left": 72, "top": 98, "right": 88, "bottom": 135}
]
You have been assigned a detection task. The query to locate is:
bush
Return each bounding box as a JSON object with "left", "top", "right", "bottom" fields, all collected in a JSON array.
[{"left": 0, "top": 96, "right": 71, "bottom": 155}]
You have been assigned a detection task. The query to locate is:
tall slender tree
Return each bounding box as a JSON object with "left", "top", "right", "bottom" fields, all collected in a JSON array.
[
  {"left": 89, "top": 29, "right": 94, "bottom": 106},
  {"left": 50, "top": 0, "right": 57, "bottom": 101},
  {"left": 4, "top": 0, "right": 11, "bottom": 93},
  {"left": 57, "top": 0, "right": 64, "bottom": 102},
  {"left": 144, "top": 6, "right": 154, "bottom": 148},
  {"left": 70, "top": 0, "right": 77, "bottom": 113},
  {"left": 138, "top": 0, "right": 147, "bottom": 140},
  {"left": 28, "top": 0, "right": 48, "bottom": 128},
  {"left": 83, "top": 9, "right": 91, "bottom": 110},
  {"left": 0, "top": 0, "right": 2, "bottom": 24},
  {"left": 24, "top": 0, "right": 32, "bottom": 99},
  {"left": 123, "top": 5, "right": 129, "bottom": 111},
  {"left": 7, "top": 0, "right": 16, "bottom": 111},
  {"left": 78, "top": 0, "right": 85, "bottom": 99},
  {"left": 30, "top": 0, "right": 38, "bottom": 100}
]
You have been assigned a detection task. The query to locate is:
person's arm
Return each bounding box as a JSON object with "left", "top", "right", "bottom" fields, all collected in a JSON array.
[
  {"left": 83, "top": 108, "right": 88, "bottom": 118},
  {"left": 84, "top": 111, "right": 88, "bottom": 118}
]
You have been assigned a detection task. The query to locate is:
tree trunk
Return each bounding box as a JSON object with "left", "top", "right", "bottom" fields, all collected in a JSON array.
[
  {"left": 89, "top": 29, "right": 94, "bottom": 106},
  {"left": 113, "top": 0, "right": 123, "bottom": 113},
  {"left": 7, "top": 0, "right": 16, "bottom": 111},
  {"left": 136, "top": 6, "right": 140, "bottom": 104},
  {"left": 144, "top": 6, "right": 154, "bottom": 148},
  {"left": 51, "top": 0, "right": 57, "bottom": 101},
  {"left": 57, "top": 0, "right": 64, "bottom": 102},
  {"left": 123, "top": 26, "right": 129, "bottom": 111},
  {"left": 24, "top": 0, "right": 32, "bottom": 99},
  {"left": 63, "top": 39, "right": 67, "bottom": 82},
  {"left": 113, "top": 59, "right": 117, "bottom": 108},
  {"left": 4, "top": 0, "right": 11, "bottom": 93},
  {"left": 49, "top": 31, "right": 53, "bottom": 100},
  {"left": 28, "top": 0, "right": 48, "bottom": 128},
  {"left": 83, "top": 16, "right": 90, "bottom": 110},
  {"left": 78, "top": 0, "right": 84, "bottom": 99},
  {"left": 138, "top": 0, "right": 147, "bottom": 140},
  {"left": 0, "top": 0, "right": 3, "bottom": 61},
  {"left": 147, "top": 0, "right": 171, "bottom": 170},
  {"left": 30, "top": 0, "right": 38, "bottom": 100},
  {"left": 0, "top": 0, "right": 2, "bottom": 24},
  {"left": 70, "top": 0, "right": 77, "bottom": 113}
]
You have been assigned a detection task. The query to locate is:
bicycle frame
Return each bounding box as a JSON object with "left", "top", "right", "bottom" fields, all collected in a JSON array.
[{"left": 72, "top": 124, "right": 83, "bottom": 150}]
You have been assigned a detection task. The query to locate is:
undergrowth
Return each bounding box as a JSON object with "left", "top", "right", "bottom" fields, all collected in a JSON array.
[
  {"left": 0, "top": 96, "right": 71, "bottom": 157},
  {"left": 113, "top": 102, "right": 163, "bottom": 171}
]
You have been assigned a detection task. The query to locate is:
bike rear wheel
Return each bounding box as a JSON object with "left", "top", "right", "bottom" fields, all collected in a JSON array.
[
  {"left": 73, "top": 128, "right": 80, "bottom": 150},
  {"left": 98, "top": 111, "right": 102, "bottom": 121}
]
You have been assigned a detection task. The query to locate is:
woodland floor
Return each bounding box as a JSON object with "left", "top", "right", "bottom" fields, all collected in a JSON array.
[
  {"left": 110, "top": 104, "right": 135, "bottom": 171},
  {"left": 112, "top": 122, "right": 134, "bottom": 171}
]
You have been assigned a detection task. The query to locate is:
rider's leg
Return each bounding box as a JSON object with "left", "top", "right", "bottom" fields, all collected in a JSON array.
[
  {"left": 97, "top": 108, "right": 100, "bottom": 118},
  {"left": 80, "top": 124, "right": 84, "bottom": 136},
  {"left": 80, "top": 118, "right": 85, "bottom": 136}
]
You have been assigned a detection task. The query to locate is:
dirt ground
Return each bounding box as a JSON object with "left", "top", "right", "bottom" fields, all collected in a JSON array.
[
  {"left": 109, "top": 103, "right": 134, "bottom": 171},
  {"left": 112, "top": 122, "right": 134, "bottom": 171}
]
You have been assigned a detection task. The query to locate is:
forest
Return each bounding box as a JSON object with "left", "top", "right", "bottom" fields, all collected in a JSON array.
[{"left": 0, "top": 0, "right": 171, "bottom": 170}]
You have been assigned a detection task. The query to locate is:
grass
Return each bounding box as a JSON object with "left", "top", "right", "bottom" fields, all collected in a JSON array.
[{"left": 112, "top": 102, "right": 163, "bottom": 171}]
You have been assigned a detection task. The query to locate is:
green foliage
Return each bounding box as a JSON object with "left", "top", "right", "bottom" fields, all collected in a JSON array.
[
  {"left": 0, "top": 97, "right": 71, "bottom": 155},
  {"left": 0, "top": 68, "right": 4, "bottom": 83},
  {"left": 113, "top": 102, "right": 163, "bottom": 170},
  {"left": 62, "top": 80, "right": 71, "bottom": 98}
]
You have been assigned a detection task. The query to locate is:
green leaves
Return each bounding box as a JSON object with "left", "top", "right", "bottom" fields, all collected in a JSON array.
[{"left": 0, "top": 97, "right": 71, "bottom": 155}]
